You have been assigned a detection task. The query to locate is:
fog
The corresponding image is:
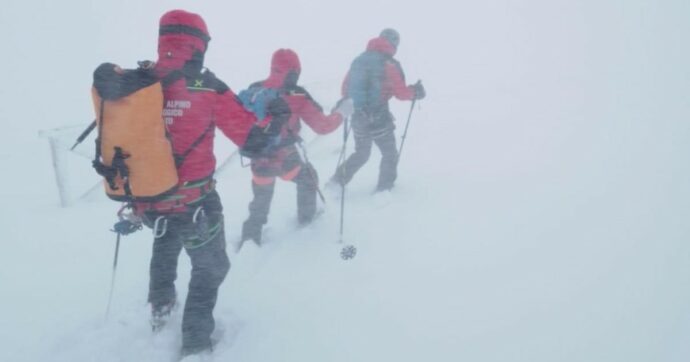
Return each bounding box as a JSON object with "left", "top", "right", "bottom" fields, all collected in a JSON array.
[{"left": 1, "top": 1, "right": 689, "bottom": 361}]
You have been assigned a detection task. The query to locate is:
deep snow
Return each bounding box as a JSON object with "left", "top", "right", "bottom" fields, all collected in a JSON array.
[{"left": 1, "top": 1, "right": 689, "bottom": 361}]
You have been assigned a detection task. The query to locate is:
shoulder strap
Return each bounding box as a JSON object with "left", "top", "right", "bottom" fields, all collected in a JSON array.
[
  {"left": 161, "top": 70, "right": 218, "bottom": 169},
  {"left": 161, "top": 70, "right": 184, "bottom": 88},
  {"left": 240, "top": 83, "right": 281, "bottom": 122},
  {"left": 287, "top": 85, "right": 323, "bottom": 112},
  {"left": 199, "top": 69, "right": 230, "bottom": 94},
  {"left": 174, "top": 121, "right": 215, "bottom": 168}
]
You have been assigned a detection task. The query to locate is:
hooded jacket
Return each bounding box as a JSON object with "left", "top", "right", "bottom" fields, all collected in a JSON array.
[
  {"left": 341, "top": 36, "right": 416, "bottom": 105},
  {"left": 245, "top": 49, "right": 343, "bottom": 181},
  {"left": 154, "top": 10, "right": 256, "bottom": 184},
  {"left": 259, "top": 49, "right": 343, "bottom": 137}
]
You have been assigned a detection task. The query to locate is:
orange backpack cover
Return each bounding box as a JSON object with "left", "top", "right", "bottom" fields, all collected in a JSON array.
[{"left": 91, "top": 64, "right": 178, "bottom": 202}]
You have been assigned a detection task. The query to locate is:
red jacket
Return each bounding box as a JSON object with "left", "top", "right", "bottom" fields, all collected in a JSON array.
[
  {"left": 341, "top": 37, "right": 416, "bottom": 102},
  {"left": 248, "top": 84, "right": 343, "bottom": 182},
  {"left": 247, "top": 49, "right": 343, "bottom": 180},
  {"left": 261, "top": 49, "right": 343, "bottom": 138},
  {"left": 162, "top": 70, "right": 256, "bottom": 182},
  {"left": 135, "top": 10, "right": 257, "bottom": 213},
  {"left": 281, "top": 87, "right": 343, "bottom": 137}
]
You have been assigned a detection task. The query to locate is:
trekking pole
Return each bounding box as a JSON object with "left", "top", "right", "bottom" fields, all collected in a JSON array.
[
  {"left": 339, "top": 176, "right": 346, "bottom": 241},
  {"left": 104, "top": 206, "right": 142, "bottom": 319},
  {"left": 338, "top": 166, "right": 357, "bottom": 260},
  {"left": 71, "top": 120, "right": 97, "bottom": 150},
  {"left": 105, "top": 231, "right": 122, "bottom": 319},
  {"left": 397, "top": 98, "right": 418, "bottom": 164},
  {"left": 336, "top": 117, "right": 357, "bottom": 260}
]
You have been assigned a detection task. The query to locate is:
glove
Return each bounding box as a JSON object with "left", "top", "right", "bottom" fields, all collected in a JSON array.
[
  {"left": 333, "top": 98, "right": 354, "bottom": 119},
  {"left": 412, "top": 81, "right": 426, "bottom": 100}
]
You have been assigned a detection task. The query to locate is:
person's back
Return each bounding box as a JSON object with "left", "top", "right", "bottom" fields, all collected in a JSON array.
[
  {"left": 133, "top": 10, "right": 256, "bottom": 359},
  {"left": 239, "top": 49, "right": 352, "bottom": 245},
  {"left": 152, "top": 12, "right": 255, "bottom": 189},
  {"left": 333, "top": 28, "right": 425, "bottom": 192},
  {"left": 159, "top": 69, "right": 246, "bottom": 183},
  {"left": 346, "top": 50, "right": 389, "bottom": 113}
]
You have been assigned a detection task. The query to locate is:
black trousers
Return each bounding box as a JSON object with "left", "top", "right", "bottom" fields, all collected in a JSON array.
[
  {"left": 146, "top": 190, "right": 230, "bottom": 351},
  {"left": 246, "top": 161, "right": 318, "bottom": 228}
]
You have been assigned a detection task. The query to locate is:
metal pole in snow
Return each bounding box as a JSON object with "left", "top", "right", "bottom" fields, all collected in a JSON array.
[
  {"left": 48, "top": 137, "right": 72, "bottom": 207},
  {"left": 336, "top": 117, "right": 357, "bottom": 260},
  {"left": 105, "top": 232, "right": 121, "bottom": 319}
]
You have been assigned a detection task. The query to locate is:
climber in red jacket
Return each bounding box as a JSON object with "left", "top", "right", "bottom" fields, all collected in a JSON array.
[
  {"left": 133, "top": 9, "right": 257, "bottom": 358},
  {"left": 239, "top": 49, "right": 354, "bottom": 244}
]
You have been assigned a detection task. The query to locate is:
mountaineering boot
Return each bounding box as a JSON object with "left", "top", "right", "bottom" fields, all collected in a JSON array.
[
  {"left": 179, "top": 344, "right": 213, "bottom": 362},
  {"left": 298, "top": 212, "right": 314, "bottom": 227},
  {"left": 294, "top": 166, "right": 318, "bottom": 227},
  {"left": 324, "top": 176, "right": 344, "bottom": 200},
  {"left": 374, "top": 183, "right": 394, "bottom": 193},
  {"left": 150, "top": 298, "right": 177, "bottom": 332},
  {"left": 298, "top": 206, "right": 325, "bottom": 228},
  {"left": 241, "top": 219, "right": 263, "bottom": 245}
]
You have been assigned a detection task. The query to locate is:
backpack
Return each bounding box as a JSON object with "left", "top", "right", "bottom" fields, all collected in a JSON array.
[
  {"left": 237, "top": 82, "right": 292, "bottom": 158},
  {"left": 346, "top": 51, "right": 389, "bottom": 112},
  {"left": 90, "top": 62, "right": 179, "bottom": 202}
]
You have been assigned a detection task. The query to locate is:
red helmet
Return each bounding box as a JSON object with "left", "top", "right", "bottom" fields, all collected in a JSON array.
[
  {"left": 156, "top": 10, "right": 210, "bottom": 73},
  {"left": 264, "top": 49, "right": 301, "bottom": 88}
]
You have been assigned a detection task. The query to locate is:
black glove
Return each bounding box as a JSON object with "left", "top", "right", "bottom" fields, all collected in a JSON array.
[{"left": 412, "top": 81, "right": 426, "bottom": 100}]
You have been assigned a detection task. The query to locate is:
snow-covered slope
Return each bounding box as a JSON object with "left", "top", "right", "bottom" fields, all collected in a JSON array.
[{"left": 1, "top": 1, "right": 689, "bottom": 361}]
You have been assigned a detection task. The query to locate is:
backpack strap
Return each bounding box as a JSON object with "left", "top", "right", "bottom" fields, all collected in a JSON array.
[
  {"left": 238, "top": 82, "right": 281, "bottom": 122},
  {"left": 92, "top": 99, "right": 133, "bottom": 197},
  {"left": 158, "top": 69, "right": 218, "bottom": 169},
  {"left": 161, "top": 70, "right": 184, "bottom": 88},
  {"left": 111, "top": 147, "right": 132, "bottom": 196},
  {"left": 174, "top": 121, "right": 215, "bottom": 168},
  {"left": 287, "top": 85, "right": 323, "bottom": 112},
  {"left": 92, "top": 99, "right": 117, "bottom": 190},
  {"left": 195, "top": 69, "right": 230, "bottom": 94}
]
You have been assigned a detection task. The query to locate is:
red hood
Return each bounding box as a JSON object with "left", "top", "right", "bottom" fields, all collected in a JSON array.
[
  {"left": 264, "top": 49, "right": 301, "bottom": 88},
  {"left": 155, "top": 10, "right": 210, "bottom": 76},
  {"left": 366, "top": 37, "right": 396, "bottom": 56}
]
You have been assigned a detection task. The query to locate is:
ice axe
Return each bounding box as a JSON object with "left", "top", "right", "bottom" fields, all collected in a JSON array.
[{"left": 71, "top": 120, "right": 97, "bottom": 150}]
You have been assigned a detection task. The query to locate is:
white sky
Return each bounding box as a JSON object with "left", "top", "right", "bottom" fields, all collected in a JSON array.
[{"left": 0, "top": 1, "right": 689, "bottom": 361}]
